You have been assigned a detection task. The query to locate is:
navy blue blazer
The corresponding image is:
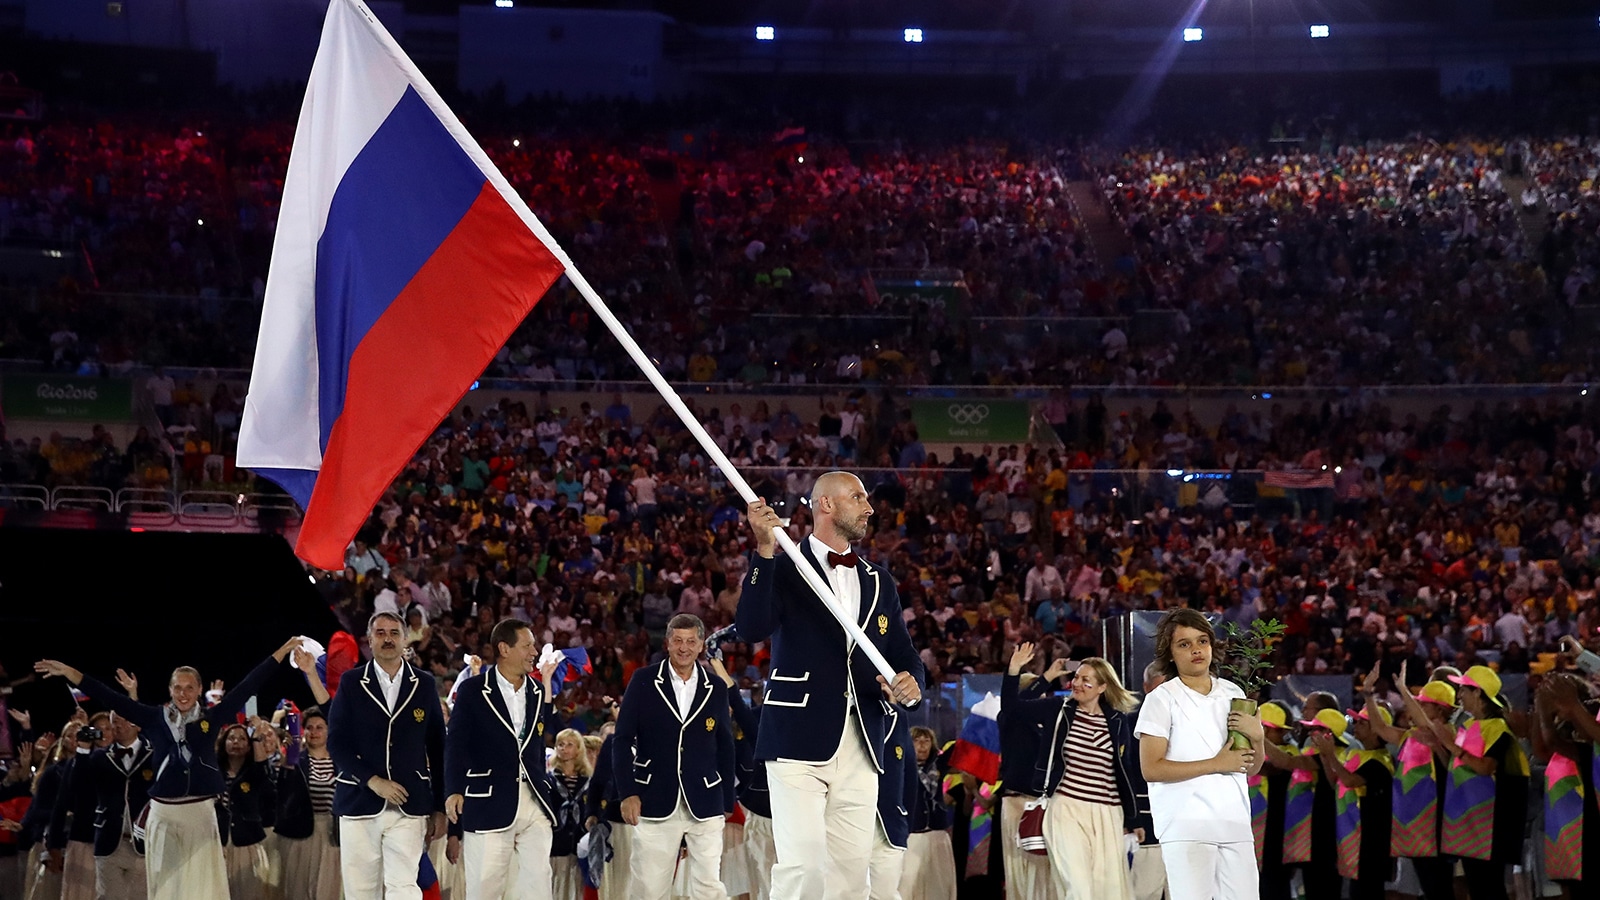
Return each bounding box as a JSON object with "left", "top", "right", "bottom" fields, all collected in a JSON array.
[
  {"left": 77, "top": 656, "right": 283, "bottom": 801},
  {"left": 584, "top": 737, "right": 623, "bottom": 825},
  {"left": 736, "top": 544, "right": 925, "bottom": 771},
  {"left": 216, "top": 760, "right": 275, "bottom": 847},
  {"left": 327, "top": 661, "right": 445, "bottom": 819},
  {"left": 88, "top": 743, "right": 156, "bottom": 857},
  {"left": 1000, "top": 673, "right": 1138, "bottom": 827},
  {"left": 997, "top": 675, "right": 1055, "bottom": 796},
  {"left": 48, "top": 753, "right": 97, "bottom": 850},
  {"left": 726, "top": 688, "right": 770, "bottom": 818},
  {"left": 444, "top": 670, "right": 559, "bottom": 831},
  {"left": 272, "top": 755, "right": 324, "bottom": 841},
  {"left": 612, "top": 660, "right": 735, "bottom": 821},
  {"left": 875, "top": 708, "right": 915, "bottom": 850}
]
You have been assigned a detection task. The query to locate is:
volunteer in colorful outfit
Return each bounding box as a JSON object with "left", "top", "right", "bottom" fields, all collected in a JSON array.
[
  {"left": 1532, "top": 672, "right": 1600, "bottom": 896},
  {"left": 1376, "top": 664, "right": 1455, "bottom": 900},
  {"left": 1249, "top": 701, "right": 1294, "bottom": 900},
  {"left": 1135, "top": 609, "right": 1265, "bottom": 900},
  {"left": 1004, "top": 642, "right": 1141, "bottom": 900},
  {"left": 1264, "top": 691, "right": 1339, "bottom": 900},
  {"left": 1432, "top": 665, "right": 1529, "bottom": 900},
  {"left": 1305, "top": 706, "right": 1393, "bottom": 900}
]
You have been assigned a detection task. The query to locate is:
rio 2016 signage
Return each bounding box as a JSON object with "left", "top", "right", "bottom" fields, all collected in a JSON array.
[
  {"left": 1, "top": 375, "right": 134, "bottom": 422},
  {"left": 910, "top": 398, "right": 1030, "bottom": 443}
]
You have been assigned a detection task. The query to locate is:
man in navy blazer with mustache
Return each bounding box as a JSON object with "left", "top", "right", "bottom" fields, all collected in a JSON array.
[
  {"left": 444, "top": 618, "right": 562, "bottom": 900},
  {"left": 327, "top": 612, "right": 446, "bottom": 900},
  {"left": 613, "top": 613, "right": 735, "bottom": 900},
  {"left": 739, "top": 471, "right": 925, "bottom": 900}
]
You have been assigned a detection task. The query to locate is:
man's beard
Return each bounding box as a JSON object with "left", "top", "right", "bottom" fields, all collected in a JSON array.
[{"left": 837, "top": 517, "right": 868, "bottom": 543}]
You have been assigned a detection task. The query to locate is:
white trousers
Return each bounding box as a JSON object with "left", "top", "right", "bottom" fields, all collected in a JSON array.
[
  {"left": 630, "top": 798, "right": 722, "bottom": 900},
  {"left": 145, "top": 799, "right": 228, "bottom": 900},
  {"left": 1044, "top": 795, "right": 1132, "bottom": 900},
  {"left": 868, "top": 836, "right": 905, "bottom": 900},
  {"left": 96, "top": 845, "right": 149, "bottom": 900},
  {"left": 1159, "top": 841, "right": 1258, "bottom": 900},
  {"left": 462, "top": 783, "right": 553, "bottom": 900},
  {"left": 899, "top": 831, "right": 957, "bottom": 900},
  {"left": 426, "top": 834, "right": 464, "bottom": 900},
  {"left": 766, "top": 728, "right": 877, "bottom": 900},
  {"left": 743, "top": 814, "right": 775, "bottom": 900},
  {"left": 340, "top": 806, "right": 426, "bottom": 900},
  {"left": 597, "top": 823, "right": 632, "bottom": 900},
  {"left": 1000, "top": 795, "right": 1058, "bottom": 900}
]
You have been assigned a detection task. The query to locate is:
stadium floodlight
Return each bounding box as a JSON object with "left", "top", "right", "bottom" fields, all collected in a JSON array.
[
  {"left": 493, "top": 0, "right": 513, "bottom": 7},
  {"left": 1309, "top": 24, "right": 1330, "bottom": 38},
  {"left": 1182, "top": 27, "right": 1203, "bottom": 42},
  {"left": 755, "top": 25, "right": 775, "bottom": 41},
  {"left": 904, "top": 28, "right": 924, "bottom": 43}
]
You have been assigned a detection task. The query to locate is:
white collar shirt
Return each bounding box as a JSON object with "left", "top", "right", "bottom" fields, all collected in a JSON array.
[
  {"left": 373, "top": 663, "right": 406, "bottom": 713},
  {"left": 808, "top": 533, "right": 862, "bottom": 629},
  {"left": 668, "top": 664, "right": 699, "bottom": 721},
  {"left": 113, "top": 738, "right": 143, "bottom": 773},
  {"left": 495, "top": 667, "right": 529, "bottom": 739}
]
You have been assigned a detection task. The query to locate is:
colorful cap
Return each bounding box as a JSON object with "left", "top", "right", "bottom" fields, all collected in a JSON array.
[
  {"left": 1298, "top": 708, "right": 1348, "bottom": 738},
  {"left": 1447, "top": 665, "right": 1504, "bottom": 707},
  {"left": 1260, "top": 701, "right": 1290, "bottom": 729},
  {"left": 1349, "top": 705, "right": 1394, "bottom": 726},
  {"left": 1416, "top": 681, "right": 1457, "bottom": 708}
]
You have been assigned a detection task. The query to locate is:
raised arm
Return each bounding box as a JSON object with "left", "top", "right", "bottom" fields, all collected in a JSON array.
[
  {"left": 1361, "top": 664, "right": 1406, "bottom": 747},
  {"left": 736, "top": 500, "right": 784, "bottom": 641},
  {"left": 37, "top": 661, "right": 161, "bottom": 732},
  {"left": 211, "top": 638, "right": 299, "bottom": 721},
  {"left": 292, "top": 649, "right": 331, "bottom": 707}
]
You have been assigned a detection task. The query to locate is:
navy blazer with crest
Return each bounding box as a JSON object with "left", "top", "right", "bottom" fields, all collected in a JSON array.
[
  {"left": 612, "top": 659, "right": 735, "bottom": 821},
  {"left": 87, "top": 742, "right": 156, "bottom": 857},
  {"left": 725, "top": 687, "right": 770, "bottom": 818},
  {"left": 327, "top": 661, "right": 445, "bottom": 819},
  {"left": 735, "top": 541, "right": 924, "bottom": 771},
  {"left": 875, "top": 705, "right": 916, "bottom": 851},
  {"left": 444, "top": 669, "right": 560, "bottom": 831}
]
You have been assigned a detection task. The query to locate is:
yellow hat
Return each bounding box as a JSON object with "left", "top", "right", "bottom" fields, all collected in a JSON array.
[
  {"left": 1260, "top": 701, "right": 1290, "bottom": 729},
  {"left": 1447, "top": 665, "right": 1504, "bottom": 707},
  {"left": 1349, "top": 705, "right": 1394, "bottom": 726},
  {"left": 1417, "top": 681, "right": 1457, "bottom": 708},
  {"left": 1299, "top": 708, "right": 1348, "bottom": 738}
]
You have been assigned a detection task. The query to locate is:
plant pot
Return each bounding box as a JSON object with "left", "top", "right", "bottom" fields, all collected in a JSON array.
[{"left": 1228, "top": 698, "right": 1258, "bottom": 750}]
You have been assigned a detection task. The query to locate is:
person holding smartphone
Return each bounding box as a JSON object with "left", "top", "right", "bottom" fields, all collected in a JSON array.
[{"left": 1135, "top": 609, "right": 1264, "bottom": 900}]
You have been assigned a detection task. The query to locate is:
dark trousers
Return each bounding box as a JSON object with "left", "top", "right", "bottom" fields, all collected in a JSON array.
[
  {"left": 1459, "top": 858, "right": 1509, "bottom": 900},
  {"left": 1412, "top": 856, "right": 1455, "bottom": 900}
]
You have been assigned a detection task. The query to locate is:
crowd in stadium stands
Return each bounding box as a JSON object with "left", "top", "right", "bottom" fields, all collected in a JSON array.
[{"left": 8, "top": 106, "right": 1600, "bottom": 388}]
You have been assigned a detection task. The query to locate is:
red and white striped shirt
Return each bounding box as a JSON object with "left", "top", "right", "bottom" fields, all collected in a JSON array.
[{"left": 1056, "top": 709, "right": 1120, "bottom": 806}]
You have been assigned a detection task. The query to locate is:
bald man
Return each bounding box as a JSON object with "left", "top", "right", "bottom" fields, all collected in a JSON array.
[{"left": 740, "top": 471, "right": 925, "bottom": 900}]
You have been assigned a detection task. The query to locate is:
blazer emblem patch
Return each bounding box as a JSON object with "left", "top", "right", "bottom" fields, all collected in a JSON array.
[
  {"left": 895, "top": 745, "right": 904, "bottom": 759},
  {"left": 199, "top": 721, "right": 210, "bottom": 734},
  {"left": 877, "top": 615, "right": 889, "bottom": 635},
  {"left": 705, "top": 717, "right": 716, "bottom": 732},
  {"left": 239, "top": 782, "right": 251, "bottom": 794},
  {"left": 537, "top": 721, "right": 544, "bottom": 735},
  {"left": 413, "top": 708, "right": 426, "bottom": 723},
  {"left": 142, "top": 769, "right": 154, "bottom": 781}
]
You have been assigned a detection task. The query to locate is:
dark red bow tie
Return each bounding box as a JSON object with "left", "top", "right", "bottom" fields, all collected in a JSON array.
[{"left": 827, "top": 551, "right": 859, "bottom": 569}]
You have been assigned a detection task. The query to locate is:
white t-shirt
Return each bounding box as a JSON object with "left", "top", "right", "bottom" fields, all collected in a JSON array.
[{"left": 1134, "top": 676, "right": 1253, "bottom": 844}]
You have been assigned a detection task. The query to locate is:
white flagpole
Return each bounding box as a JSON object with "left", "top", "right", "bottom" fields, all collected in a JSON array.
[{"left": 558, "top": 266, "right": 899, "bottom": 684}]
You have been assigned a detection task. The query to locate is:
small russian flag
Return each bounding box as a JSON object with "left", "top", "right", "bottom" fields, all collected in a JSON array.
[
  {"left": 948, "top": 692, "right": 1003, "bottom": 785},
  {"left": 549, "top": 648, "right": 592, "bottom": 695},
  {"left": 238, "top": 0, "right": 567, "bottom": 569},
  {"left": 69, "top": 687, "right": 89, "bottom": 706}
]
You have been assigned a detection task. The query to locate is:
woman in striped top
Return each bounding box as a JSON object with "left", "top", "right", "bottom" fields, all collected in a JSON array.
[
  {"left": 1002, "top": 642, "right": 1140, "bottom": 900},
  {"left": 274, "top": 707, "right": 341, "bottom": 900}
]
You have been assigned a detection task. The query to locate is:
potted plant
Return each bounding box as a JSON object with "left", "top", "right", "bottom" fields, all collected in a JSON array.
[{"left": 1218, "top": 618, "right": 1287, "bottom": 750}]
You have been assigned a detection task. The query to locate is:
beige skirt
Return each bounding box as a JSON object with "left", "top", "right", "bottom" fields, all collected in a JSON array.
[
  {"left": 1001, "top": 794, "right": 1060, "bottom": 900},
  {"left": 553, "top": 853, "right": 584, "bottom": 900},
  {"left": 145, "top": 799, "right": 229, "bottom": 900},
  {"left": 900, "top": 830, "right": 959, "bottom": 900},
  {"left": 26, "top": 844, "right": 61, "bottom": 900},
  {"left": 225, "top": 841, "right": 273, "bottom": 900},
  {"left": 59, "top": 841, "right": 97, "bottom": 900},
  {"left": 277, "top": 817, "right": 341, "bottom": 900}
]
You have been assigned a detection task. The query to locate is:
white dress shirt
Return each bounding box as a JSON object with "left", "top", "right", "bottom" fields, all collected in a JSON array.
[
  {"left": 668, "top": 664, "right": 698, "bottom": 721},
  {"left": 495, "top": 667, "right": 529, "bottom": 739},
  {"left": 808, "top": 533, "right": 862, "bottom": 629},
  {"left": 373, "top": 662, "right": 405, "bottom": 712}
]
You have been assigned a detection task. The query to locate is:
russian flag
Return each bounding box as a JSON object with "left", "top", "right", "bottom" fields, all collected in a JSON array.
[
  {"left": 238, "top": 0, "right": 567, "bottom": 569},
  {"left": 949, "top": 691, "right": 1002, "bottom": 785},
  {"left": 539, "top": 645, "right": 592, "bottom": 694}
]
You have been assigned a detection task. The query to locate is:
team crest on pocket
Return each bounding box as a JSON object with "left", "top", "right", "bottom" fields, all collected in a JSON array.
[
  {"left": 142, "top": 769, "right": 153, "bottom": 781},
  {"left": 705, "top": 717, "right": 716, "bottom": 732},
  {"left": 895, "top": 746, "right": 904, "bottom": 759},
  {"left": 413, "top": 708, "right": 425, "bottom": 723},
  {"left": 537, "top": 722, "right": 544, "bottom": 735},
  {"left": 240, "top": 782, "right": 251, "bottom": 794},
  {"left": 877, "top": 615, "right": 888, "bottom": 635},
  {"left": 199, "top": 721, "right": 210, "bottom": 734}
]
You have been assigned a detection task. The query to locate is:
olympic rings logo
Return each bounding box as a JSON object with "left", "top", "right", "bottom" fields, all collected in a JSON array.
[{"left": 947, "top": 404, "right": 990, "bottom": 425}]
